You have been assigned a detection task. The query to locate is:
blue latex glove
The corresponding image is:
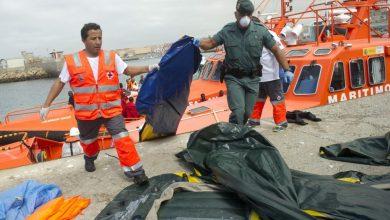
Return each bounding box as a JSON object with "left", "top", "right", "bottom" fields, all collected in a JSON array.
[
  {"left": 192, "top": 38, "right": 200, "bottom": 47},
  {"left": 284, "top": 70, "right": 294, "bottom": 84}
]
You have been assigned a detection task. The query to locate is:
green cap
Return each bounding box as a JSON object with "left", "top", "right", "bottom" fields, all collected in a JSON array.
[{"left": 236, "top": 0, "right": 254, "bottom": 15}]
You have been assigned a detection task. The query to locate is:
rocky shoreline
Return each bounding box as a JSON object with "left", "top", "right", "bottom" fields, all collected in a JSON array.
[{"left": 0, "top": 67, "right": 58, "bottom": 84}]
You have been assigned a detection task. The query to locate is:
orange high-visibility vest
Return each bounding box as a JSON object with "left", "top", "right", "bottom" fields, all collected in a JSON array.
[{"left": 64, "top": 50, "right": 122, "bottom": 120}]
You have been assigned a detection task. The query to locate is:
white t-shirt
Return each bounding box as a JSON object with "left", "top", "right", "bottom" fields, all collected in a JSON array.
[
  {"left": 59, "top": 54, "right": 127, "bottom": 83},
  {"left": 260, "top": 30, "right": 285, "bottom": 82}
]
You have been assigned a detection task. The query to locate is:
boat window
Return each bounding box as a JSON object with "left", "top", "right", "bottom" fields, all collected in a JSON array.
[
  {"left": 368, "top": 56, "right": 385, "bottom": 85},
  {"left": 330, "top": 62, "right": 346, "bottom": 92},
  {"left": 286, "top": 49, "right": 309, "bottom": 57},
  {"left": 294, "top": 65, "right": 321, "bottom": 95},
  {"left": 282, "top": 66, "right": 296, "bottom": 94},
  {"left": 349, "top": 59, "right": 365, "bottom": 88},
  {"left": 211, "top": 61, "right": 222, "bottom": 81},
  {"left": 314, "top": 48, "right": 331, "bottom": 56},
  {"left": 200, "top": 62, "right": 213, "bottom": 80}
]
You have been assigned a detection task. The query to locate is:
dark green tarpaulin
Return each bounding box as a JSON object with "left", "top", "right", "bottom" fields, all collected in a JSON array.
[
  {"left": 97, "top": 123, "right": 390, "bottom": 220},
  {"left": 320, "top": 132, "right": 390, "bottom": 165},
  {"left": 96, "top": 174, "right": 251, "bottom": 220},
  {"left": 183, "top": 123, "right": 390, "bottom": 220}
]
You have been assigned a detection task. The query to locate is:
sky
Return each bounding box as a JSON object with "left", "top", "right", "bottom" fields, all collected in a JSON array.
[{"left": 0, "top": 0, "right": 308, "bottom": 58}]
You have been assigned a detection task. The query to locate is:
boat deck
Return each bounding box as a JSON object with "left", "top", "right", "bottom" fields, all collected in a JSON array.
[{"left": 0, "top": 92, "right": 389, "bottom": 219}]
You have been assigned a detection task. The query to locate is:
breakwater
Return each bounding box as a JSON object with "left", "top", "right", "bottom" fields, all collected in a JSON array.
[
  {"left": 0, "top": 68, "right": 52, "bottom": 83},
  {"left": 0, "top": 61, "right": 61, "bottom": 84}
]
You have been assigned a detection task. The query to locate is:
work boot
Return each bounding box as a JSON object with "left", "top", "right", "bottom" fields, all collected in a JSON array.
[
  {"left": 273, "top": 122, "right": 288, "bottom": 132},
  {"left": 84, "top": 155, "right": 97, "bottom": 172},
  {"left": 124, "top": 167, "right": 149, "bottom": 186},
  {"left": 247, "top": 120, "right": 260, "bottom": 127}
]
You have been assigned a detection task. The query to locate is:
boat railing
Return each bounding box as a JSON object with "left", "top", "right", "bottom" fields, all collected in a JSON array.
[
  {"left": 0, "top": 132, "right": 28, "bottom": 149},
  {"left": 4, "top": 101, "right": 70, "bottom": 124},
  {"left": 267, "top": 0, "right": 389, "bottom": 44}
]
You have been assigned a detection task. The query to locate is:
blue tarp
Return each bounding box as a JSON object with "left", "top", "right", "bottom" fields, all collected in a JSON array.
[
  {"left": 0, "top": 180, "right": 61, "bottom": 220},
  {"left": 136, "top": 36, "right": 201, "bottom": 137}
]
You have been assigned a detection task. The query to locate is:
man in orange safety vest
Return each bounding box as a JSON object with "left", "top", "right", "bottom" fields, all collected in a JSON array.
[{"left": 40, "top": 23, "right": 158, "bottom": 185}]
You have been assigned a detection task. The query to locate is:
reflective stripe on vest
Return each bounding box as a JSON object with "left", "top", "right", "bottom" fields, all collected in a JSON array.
[
  {"left": 72, "top": 85, "right": 118, "bottom": 94},
  {"left": 73, "top": 53, "right": 82, "bottom": 67},
  {"left": 72, "top": 86, "right": 96, "bottom": 94},
  {"left": 74, "top": 103, "right": 99, "bottom": 111},
  {"left": 104, "top": 50, "right": 111, "bottom": 65},
  {"left": 99, "top": 85, "right": 119, "bottom": 92},
  {"left": 101, "top": 100, "right": 121, "bottom": 110}
]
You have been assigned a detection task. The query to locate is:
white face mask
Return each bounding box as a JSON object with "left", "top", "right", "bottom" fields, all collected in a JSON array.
[{"left": 239, "top": 16, "right": 251, "bottom": 28}]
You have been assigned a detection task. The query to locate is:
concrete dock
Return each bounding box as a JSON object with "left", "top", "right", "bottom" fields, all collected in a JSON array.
[{"left": 0, "top": 92, "right": 389, "bottom": 219}]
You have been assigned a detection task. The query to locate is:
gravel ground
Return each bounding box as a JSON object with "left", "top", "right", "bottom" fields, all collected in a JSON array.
[{"left": 0, "top": 92, "right": 389, "bottom": 219}]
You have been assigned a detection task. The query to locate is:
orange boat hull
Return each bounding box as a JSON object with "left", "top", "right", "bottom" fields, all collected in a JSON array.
[
  {"left": 0, "top": 137, "right": 63, "bottom": 170},
  {"left": 0, "top": 135, "right": 114, "bottom": 170}
]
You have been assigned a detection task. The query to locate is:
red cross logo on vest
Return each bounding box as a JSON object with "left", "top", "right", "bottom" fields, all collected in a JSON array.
[{"left": 107, "top": 72, "right": 114, "bottom": 80}]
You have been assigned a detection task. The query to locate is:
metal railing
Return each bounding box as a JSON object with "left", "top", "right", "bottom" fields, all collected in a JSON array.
[
  {"left": 266, "top": 0, "right": 389, "bottom": 44},
  {"left": 4, "top": 101, "right": 70, "bottom": 124}
]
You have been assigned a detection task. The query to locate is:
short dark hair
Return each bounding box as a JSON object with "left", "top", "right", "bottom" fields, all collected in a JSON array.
[
  {"left": 119, "top": 83, "right": 123, "bottom": 88},
  {"left": 81, "top": 23, "right": 101, "bottom": 41},
  {"left": 129, "top": 97, "right": 134, "bottom": 102}
]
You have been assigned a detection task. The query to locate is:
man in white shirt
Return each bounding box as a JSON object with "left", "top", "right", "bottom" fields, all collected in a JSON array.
[
  {"left": 248, "top": 26, "right": 290, "bottom": 131},
  {"left": 40, "top": 23, "right": 158, "bottom": 185}
]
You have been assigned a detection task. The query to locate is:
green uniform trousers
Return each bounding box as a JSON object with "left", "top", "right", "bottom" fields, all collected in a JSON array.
[{"left": 225, "top": 75, "right": 259, "bottom": 125}]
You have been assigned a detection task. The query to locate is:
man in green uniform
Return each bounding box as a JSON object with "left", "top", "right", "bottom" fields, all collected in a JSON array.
[{"left": 194, "top": 0, "right": 290, "bottom": 125}]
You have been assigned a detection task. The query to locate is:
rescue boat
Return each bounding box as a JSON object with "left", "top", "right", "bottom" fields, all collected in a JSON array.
[{"left": 0, "top": 0, "right": 389, "bottom": 170}]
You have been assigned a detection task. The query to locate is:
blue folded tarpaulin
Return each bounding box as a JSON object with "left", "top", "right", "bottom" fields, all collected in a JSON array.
[
  {"left": 0, "top": 180, "right": 62, "bottom": 220},
  {"left": 136, "top": 36, "right": 201, "bottom": 138},
  {"left": 136, "top": 35, "right": 201, "bottom": 115}
]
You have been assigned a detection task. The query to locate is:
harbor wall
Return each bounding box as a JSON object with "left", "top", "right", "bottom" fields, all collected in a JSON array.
[{"left": 0, "top": 61, "right": 61, "bottom": 84}]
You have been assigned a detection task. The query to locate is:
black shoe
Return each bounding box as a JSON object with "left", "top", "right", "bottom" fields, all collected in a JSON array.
[
  {"left": 301, "top": 111, "right": 322, "bottom": 122},
  {"left": 134, "top": 173, "right": 149, "bottom": 186},
  {"left": 287, "top": 117, "right": 308, "bottom": 125},
  {"left": 247, "top": 120, "right": 260, "bottom": 127},
  {"left": 287, "top": 111, "right": 308, "bottom": 125},
  {"left": 84, "top": 155, "right": 97, "bottom": 172},
  {"left": 273, "top": 122, "right": 288, "bottom": 132},
  {"left": 124, "top": 168, "right": 149, "bottom": 185}
]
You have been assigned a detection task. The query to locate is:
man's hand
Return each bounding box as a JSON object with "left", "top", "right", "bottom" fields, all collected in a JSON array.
[
  {"left": 197, "top": 38, "right": 218, "bottom": 51},
  {"left": 284, "top": 70, "right": 294, "bottom": 83},
  {"left": 148, "top": 64, "right": 160, "bottom": 72},
  {"left": 40, "top": 107, "right": 50, "bottom": 121}
]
